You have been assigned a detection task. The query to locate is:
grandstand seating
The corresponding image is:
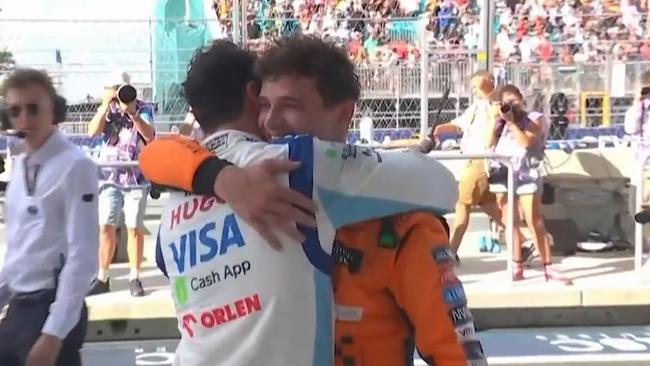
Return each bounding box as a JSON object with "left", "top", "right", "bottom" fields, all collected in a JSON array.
[{"left": 232, "top": 0, "right": 650, "bottom": 64}]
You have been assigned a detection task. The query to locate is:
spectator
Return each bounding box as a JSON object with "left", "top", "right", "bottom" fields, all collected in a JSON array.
[
  {"left": 86, "top": 71, "right": 155, "bottom": 298},
  {"left": 493, "top": 0, "right": 650, "bottom": 63},
  {"left": 487, "top": 84, "right": 572, "bottom": 284}
]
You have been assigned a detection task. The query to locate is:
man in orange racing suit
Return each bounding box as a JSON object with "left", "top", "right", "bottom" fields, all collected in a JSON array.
[{"left": 140, "top": 36, "right": 486, "bottom": 366}]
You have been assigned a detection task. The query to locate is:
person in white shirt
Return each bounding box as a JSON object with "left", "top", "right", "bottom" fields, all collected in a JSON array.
[
  {"left": 0, "top": 69, "right": 99, "bottom": 366},
  {"left": 414, "top": 71, "right": 504, "bottom": 260}
]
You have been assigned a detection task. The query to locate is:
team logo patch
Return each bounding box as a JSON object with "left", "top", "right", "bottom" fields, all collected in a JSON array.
[
  {"left": 448, "top": 305, "right": 473, "bottom": 326},
  {"left": 204, "top": 134, "right": 229, "bottom": 152},
  {"left": 443, "top": 284, "right": 467, "bottom": 307},
  {"left": 456, "top": 322, "right": 476, "bottom": 340},
  {"left": 82, "top": 193, "right": 94, "bottom": 202},
  {"left": 341, "top": 144, "right": 358, "bottom": 160},
  {"left": 432, "top": 246, "right": 455, "bottom": 265}
]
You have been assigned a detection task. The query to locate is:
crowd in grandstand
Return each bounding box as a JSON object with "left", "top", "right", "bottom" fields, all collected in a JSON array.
[
  {"left": 210, "top": 0, "right": 650, "bottom": 65},
  {"left": 212, "top": 0, "right": 481, "bottom": 64},
  {"left": 494, "top": 0, "right": 650, "bottom": 63}
]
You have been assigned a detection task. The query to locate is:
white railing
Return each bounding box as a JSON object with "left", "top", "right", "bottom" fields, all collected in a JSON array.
[
  {"left": 633, "top": 154, "right": 649, "bottom": 277},
  {"left": 425, "top": 152, "right": 517, "bottom": 282},
  {"left": 96, "top": 152, "right": 520, "bottom": 282}
]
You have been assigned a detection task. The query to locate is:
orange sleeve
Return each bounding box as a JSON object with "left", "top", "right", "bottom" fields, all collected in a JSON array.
[
  {"left": 389, "top": 213, "right": 487, "bottom": 366},
  {"left": 139, "top": 135, "right": 221, "bottom": 193}
]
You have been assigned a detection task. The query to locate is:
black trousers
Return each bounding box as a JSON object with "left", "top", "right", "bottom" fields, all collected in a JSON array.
[{"left": 0, "top": 289, "right": 87, "bottom": 366}]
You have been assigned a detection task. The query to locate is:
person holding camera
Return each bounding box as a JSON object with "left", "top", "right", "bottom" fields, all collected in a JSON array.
[
  {"left": 487, "top": 85, "right": 571, "bottom": 284},
  {"left": 0, "top": 69, "right": 98, "bottom": 366},
  {"left": 86, "top": 72, "right": 155, "bottom": 297}
]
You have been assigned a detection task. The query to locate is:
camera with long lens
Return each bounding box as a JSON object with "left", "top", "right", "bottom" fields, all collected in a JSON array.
[
  {"left": 634, "top": 209, "right": 650, "bottom": 225},
  {"left": 500, "top": 102, "right": 513, "bottom": 114},
  {"left": 114, "top": 84, "right": 137, "bottom": 104}
]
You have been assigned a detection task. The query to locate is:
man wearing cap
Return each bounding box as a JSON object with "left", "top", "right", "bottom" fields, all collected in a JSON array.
[{"left": 87, "top": 72, "right": 155, "bottom": 297}]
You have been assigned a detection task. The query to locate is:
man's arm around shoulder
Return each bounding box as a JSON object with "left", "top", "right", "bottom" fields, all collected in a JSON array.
[{"left": 140, "top": 135, "right": 317, "bottom": 248}]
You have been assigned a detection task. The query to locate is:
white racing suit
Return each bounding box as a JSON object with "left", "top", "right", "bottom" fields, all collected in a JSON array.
[{"left": 154, "top": 130, "right": 458, "bottom": 366}]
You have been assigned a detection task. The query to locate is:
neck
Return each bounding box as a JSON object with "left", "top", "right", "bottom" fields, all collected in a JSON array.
[
  {"left": 204, "top": 114, "right": 261, "bottom": 139},
  {"left": 25, "top": 125, "right": 56, "bottom": 153}
]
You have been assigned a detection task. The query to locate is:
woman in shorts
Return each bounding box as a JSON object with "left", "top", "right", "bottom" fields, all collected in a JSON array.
[{"left": 487, "top": 85, "right": 571, "bottom": 284}]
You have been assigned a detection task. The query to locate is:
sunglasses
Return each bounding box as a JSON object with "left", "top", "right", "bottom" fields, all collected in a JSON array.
[{"left": 5, "top": 103, "right": 41, "bottom": 119}]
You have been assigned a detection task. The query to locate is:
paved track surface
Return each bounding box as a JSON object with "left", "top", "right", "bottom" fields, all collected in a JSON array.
[{"left": 83, "top": 326, "right": 650, "bottom": 366}]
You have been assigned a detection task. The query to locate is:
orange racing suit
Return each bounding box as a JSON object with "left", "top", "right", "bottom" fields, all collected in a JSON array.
[
  {"left": 138, "top": 136, "right": 486, "bottom": 366},
  {"left": 333, "top": 213, "right": 486, "bottom": 366}
]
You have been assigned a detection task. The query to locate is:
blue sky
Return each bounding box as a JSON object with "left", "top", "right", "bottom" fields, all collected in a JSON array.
[{"left": 0, "top": 0, "right": 157, "bottom": 102}]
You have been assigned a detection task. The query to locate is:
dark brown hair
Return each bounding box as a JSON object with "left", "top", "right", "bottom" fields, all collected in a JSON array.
[
  {"left": 642, "top": 70, "right": 650, "bottom": 86},
  {"left": 183, "top": 40, "right": 259, "bottom": 133},
  {"left": 494, "top": 84, "right": 524, "bottom": 101},
  {"left": 256, "top": 35, "right": 361, "bottom": 107},
  {"left": 0, "top": 68, "right": 56, "bottom": 98}
]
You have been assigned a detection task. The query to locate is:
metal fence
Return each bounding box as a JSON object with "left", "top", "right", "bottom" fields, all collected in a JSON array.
[
  {"left": 2, "top": 13, "right": 649, "bottom": 142},
  {"left": 0, "top": 15, "right": 475, "bottom": 141}
]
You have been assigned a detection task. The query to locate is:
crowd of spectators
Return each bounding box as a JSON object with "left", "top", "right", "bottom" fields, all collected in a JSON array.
[
  {"left": 211, "top": 0, "right": 650, "bottom": 66},
  {"left": 212, "top": 0, "right": 481, "bottom": 65},
  {"left": 495, "top": 0, "right": 650, "bottom": 64}
]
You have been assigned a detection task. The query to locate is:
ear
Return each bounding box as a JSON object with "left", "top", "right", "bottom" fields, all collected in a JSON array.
[
  {"left": 246, "top": 81, "right": 261, "bottom": 99},
  {"left": 338, "top": 100, "right": 355, "bottom": 129}
]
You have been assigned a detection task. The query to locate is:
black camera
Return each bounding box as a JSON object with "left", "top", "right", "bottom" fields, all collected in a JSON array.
[
  {"left": 115, "top": 84, "right": 137, "bottom": 104},
  {"left": 500, "top": 102, "right": 514, "bottom": 114},
  {"left": 634, "top": 209, "right": 650, "bottom": 225}
]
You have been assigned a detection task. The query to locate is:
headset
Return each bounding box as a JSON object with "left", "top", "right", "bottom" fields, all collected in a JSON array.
[{"left": 0, "top": 93, "right": 67, "bottom": 138}]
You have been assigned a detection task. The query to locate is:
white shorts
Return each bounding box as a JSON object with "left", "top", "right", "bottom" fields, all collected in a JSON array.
[
  {"left": 489, "top": 181, "right": 539, "bottom": 196},
  {"left": 98, "top": 185, "right": 148, "bottom": 229}
]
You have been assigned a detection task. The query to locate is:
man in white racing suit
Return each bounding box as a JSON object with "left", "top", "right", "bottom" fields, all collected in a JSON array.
[{"left": 145, "top": 40, "right": 459, "bottom": 366}]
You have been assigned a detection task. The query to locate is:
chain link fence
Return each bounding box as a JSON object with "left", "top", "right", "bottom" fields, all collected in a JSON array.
[
  {"left": 0, "top": 14, "right": 476, "bottom": 147},
  {"left": 3, "top": 11, "right": 646, "bottom": 144}
]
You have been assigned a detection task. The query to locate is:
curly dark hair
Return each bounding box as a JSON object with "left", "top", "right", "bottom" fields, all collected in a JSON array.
[
  {"left": 256, "top": 35, "right": 361, "bottom": 107},
  {"left": 183, "top": 40, "right": 259, "bottom": 133}
]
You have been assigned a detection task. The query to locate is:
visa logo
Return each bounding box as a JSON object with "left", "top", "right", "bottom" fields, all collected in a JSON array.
[{"left": 169, "top": 214, "right": 245, "bottom": 273}]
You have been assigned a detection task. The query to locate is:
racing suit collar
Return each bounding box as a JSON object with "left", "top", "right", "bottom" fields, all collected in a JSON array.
[{"left": 202, "top": 129, "right": 264, "bottom": 153}]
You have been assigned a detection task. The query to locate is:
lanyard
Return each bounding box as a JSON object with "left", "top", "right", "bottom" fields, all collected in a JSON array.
[{"left": 23, "top": 159, "right": 40, "bottom": 197}]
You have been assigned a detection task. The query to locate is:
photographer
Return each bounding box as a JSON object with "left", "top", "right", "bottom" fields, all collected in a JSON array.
[
  {"left": 86, "top": 72, "right": 154, "bottom": 297},
  {"left": 488, "top": 85, "right": 571, "bottom": 284}
]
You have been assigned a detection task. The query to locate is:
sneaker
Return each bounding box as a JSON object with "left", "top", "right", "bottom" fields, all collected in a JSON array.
[
  {"left": 88, "top": 278, "right": 110, "bottom": 296},
  {"left": 129, "top": 279, "right": 145, "bottom": 297}
]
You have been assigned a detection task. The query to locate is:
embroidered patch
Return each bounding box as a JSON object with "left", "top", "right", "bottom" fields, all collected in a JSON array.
[
  {"left": 432, "top": 245, "right": 455, "bottom": 264},
  {"left": 443, "top": 284, "right": 467, "bottom": 307}
]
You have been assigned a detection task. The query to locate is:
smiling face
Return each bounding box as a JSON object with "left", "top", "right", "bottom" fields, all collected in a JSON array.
[{"left": 257, "top": 75, "right": 352, "bottom": 143}]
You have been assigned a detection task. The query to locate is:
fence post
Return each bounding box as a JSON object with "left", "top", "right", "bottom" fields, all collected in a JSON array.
[
  {"left": 419, "top": 15, "right": 429, "bottom": 139},
  {"left": 478, "top": 0, "right": 494, "bottom": 73},
  {"left": 241, "top": 0, "right": 248, "bottom": 45},
  {"left": 232, "top": 0, "right": 241, "bottom": 44}
]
